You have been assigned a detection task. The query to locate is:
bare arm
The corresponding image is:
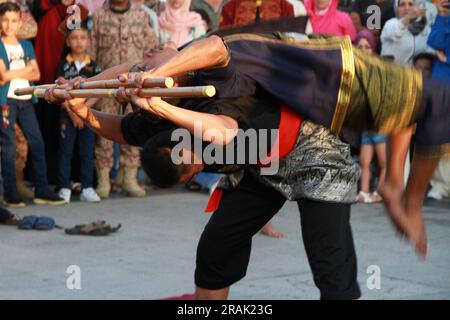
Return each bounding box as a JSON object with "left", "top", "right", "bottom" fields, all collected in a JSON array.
[
  {"left": 66, "top": 99, "right": 127, "bottom": 144},
  {"left": 25, "top": 59, "right": 40, "bottom": 82},
  {"left": 143, "top": 36, "right": 229, "bottom": 79},
  {"left": 86, "top": 62, "right": 134, "bottom": 82},
  {"left": 131, "top": 96, "right": 238, "bottom": 145},
  {"left": 0, "top": 59, "right": 38, "bottom": 82},
  {"left": 84, "top": 98, "right": 99, "bottom": 108}
]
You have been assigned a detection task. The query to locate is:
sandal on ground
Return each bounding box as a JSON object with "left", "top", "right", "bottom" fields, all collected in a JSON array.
[
  {"left": 18, "top": 216, "right": 58, "bottom": 230},
  {"left": 356, "top": 191, "right": 372, "bottom": 203},
  {"left": 34, "top": 216, "right": 55, "bottom": 230},
  {"left": 371, "top": 191, "right": 383, "bottom": 203},
  {"left": 18, "top": 215, "right": 38, "bottom": 229},
  {"left": 65, "top": 220, "right": 121, "bottom": 236}
]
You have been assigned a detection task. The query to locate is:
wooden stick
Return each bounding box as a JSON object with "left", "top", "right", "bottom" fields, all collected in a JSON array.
[
  {"left": 32, "top": 86, "right": 216, "bottom": 99},
  {"left": 78, "top": 77, "right": 174, "bottom": 89},
  {"left": 14, "top": 77, "right": 174, "bottom": 96},
  {"left": 14, "top": 84, "right": 55, "bottom": 96}
]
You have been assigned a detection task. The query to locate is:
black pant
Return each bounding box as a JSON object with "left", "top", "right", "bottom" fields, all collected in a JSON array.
[{"left": 195, "top": 172, "right": 361, "bottom": 300}]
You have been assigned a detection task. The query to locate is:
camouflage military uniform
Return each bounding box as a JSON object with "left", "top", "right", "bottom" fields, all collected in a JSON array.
[{"left": 91, "top": 3, "right": 158, "bottom": 170}]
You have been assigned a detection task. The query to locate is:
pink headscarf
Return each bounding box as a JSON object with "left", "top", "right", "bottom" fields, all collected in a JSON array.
[
  {"left": 355, "top": 29, "right": 377, "bottom": 53},
  {"left": 76, "top": 0, "right": 105, "bottom": 14},
  {"left": 159, "top": 0, "right": 204, "bottom": 47},
  {"left": 304, "top": 0, "right": 356, "bottom": 41}
]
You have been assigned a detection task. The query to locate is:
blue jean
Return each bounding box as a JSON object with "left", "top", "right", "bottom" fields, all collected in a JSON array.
[
  {"left": 57, "top": 111, "right": 95, "bottom": 189},
  {"left": 361, "top": 131, "right": 387, "bottom": 145},
  {"left": 192, "top": 172, "right": 225, "bottom": 192},
  {"left": 0, "top": 98, "right": 49, "bottom": 195}
]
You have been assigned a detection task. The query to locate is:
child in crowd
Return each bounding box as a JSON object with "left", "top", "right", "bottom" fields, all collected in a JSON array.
[
  {"left": 0, "top": 2, "right": 65, "bottom": 207},
  {"left": 413, "top": 52, "right": 436, "bottom": 78},
  {"left": 55, "top": 21, "right": 102, "bottom": 203}
]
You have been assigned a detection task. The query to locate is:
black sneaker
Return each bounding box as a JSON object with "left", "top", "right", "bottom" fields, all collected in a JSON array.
[
  {"left": 34, "top": 190, "right": 66, "bottom": 206},
  {"left": 3, "top": 193, "right": 26, "bottom": 208}
]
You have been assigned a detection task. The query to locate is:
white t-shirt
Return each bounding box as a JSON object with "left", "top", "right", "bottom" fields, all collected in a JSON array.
[
  {"left": 5, "top": 43, "right": 31, "bottom": 100},
  {"left": 74, "top": 60, "right": 86, "bottom": 72}
]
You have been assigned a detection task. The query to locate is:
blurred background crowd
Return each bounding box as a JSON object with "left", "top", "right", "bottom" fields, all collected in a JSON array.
[{"left": 0, "top": 0, "right": 448, "bottom": 214}]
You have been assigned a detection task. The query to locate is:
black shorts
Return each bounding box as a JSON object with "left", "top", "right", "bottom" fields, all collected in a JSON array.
[{"left": 195, "top": 172, "right": 361, "bottom": 300}]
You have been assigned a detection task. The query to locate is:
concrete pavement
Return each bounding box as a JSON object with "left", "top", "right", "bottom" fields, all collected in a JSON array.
[{"left": 0, "top": 187, "right": 449, "bottom": 300}]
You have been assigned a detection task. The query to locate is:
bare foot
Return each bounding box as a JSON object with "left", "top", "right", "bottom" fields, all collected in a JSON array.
[
  {"left": 379, "top": 182, "right": 427, "bottom": 258},
  {"left": 405, "top": 205, "right": 428, "bottom": 259},
  {"left": 378, "top": 181, "right": 410, "bottom": 236},
  {"left": 260, "top": 222, "right": 284, "bottom": 239}
]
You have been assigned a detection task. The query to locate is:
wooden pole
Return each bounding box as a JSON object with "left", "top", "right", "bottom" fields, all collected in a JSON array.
[
  {"left": 78, "top": 77, "right": 174, "bottom": 89},
  {"left": 14, "top": 77, "right": 174, "bottom": 96},
  {"left": 14, "top": 84, "right": 55, "bottom": 96},
  {"left": 32, "top": 86, "right": 216, "bottom": 99}
]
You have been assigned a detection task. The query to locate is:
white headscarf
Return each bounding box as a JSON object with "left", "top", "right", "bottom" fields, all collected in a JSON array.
[{"left": 394, "top": 0, "right": 426, "bottom": 15}]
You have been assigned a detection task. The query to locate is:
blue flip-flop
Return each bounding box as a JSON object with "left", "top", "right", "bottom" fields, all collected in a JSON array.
[
  {"left": 18, "top": 215, "right": 38, "bottom": 230},
  {"left": 34, "top": 216, "right": 55, "bottom": 230}
]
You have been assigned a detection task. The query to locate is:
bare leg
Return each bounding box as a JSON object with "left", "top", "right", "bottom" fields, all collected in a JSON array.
[
  {"left": 378, "top": 127, "right": 413, "bottom": 235},
  {"left": 260, "top": 221, "right": 284, "bottom": 239},
  {"left": 359, "top": 144, "right": 374, "bottom": 194},
  {"left": 373, "top": 142, "right": 387, "bottom": 200},
  {"left": 385, "top": 127, "right": 413, "bottom": 189},
  {"left": 195, "top": 286, "right": 229, "bottom": 300},
  {"left": 403, "top": 154, "right": 439, "bottom": 258}
]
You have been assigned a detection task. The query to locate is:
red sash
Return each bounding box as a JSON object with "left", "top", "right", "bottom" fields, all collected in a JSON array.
[{"left": 204, "top": 105, "right": 302, "bottom": 213}]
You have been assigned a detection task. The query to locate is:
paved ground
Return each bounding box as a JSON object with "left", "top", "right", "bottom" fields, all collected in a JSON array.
[{"left": 0, "top": 187, "right": 449, "bottom": 300}]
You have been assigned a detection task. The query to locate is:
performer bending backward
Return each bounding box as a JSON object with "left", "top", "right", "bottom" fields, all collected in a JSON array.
[
  {"left": 51, "top": 33, "right": 450, "bottom": 257},
  {"left": 51, "top": 90, "right": 362, "bottom": 300}
]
